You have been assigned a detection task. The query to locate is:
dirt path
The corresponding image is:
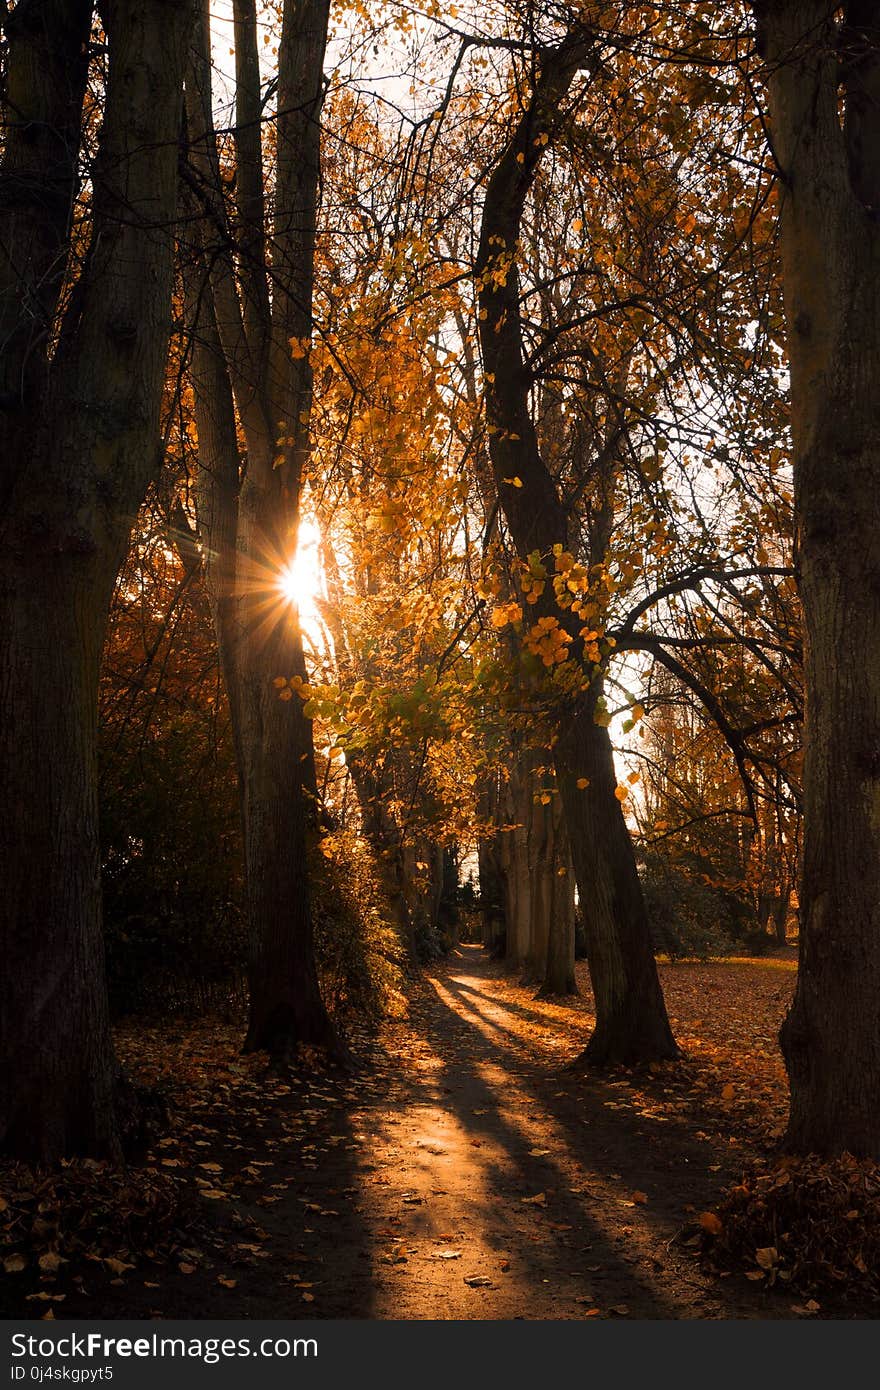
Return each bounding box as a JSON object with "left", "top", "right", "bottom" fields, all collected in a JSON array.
[
  {"left": 44, "top": 945, "right": 809, "bottom": 1322},
  {"left": 320, "top": 945, "right": 773, "bottom": 1320}
]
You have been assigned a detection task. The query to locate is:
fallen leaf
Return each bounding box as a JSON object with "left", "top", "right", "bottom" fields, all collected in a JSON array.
[
  {"left": 631, "top": 1190, "right": 648, "bottom": 1205},
  {"left": 464, "top": 1275, "right": 493, "bottom": 1288},
  {"left": 699, "top": 1212, "right": 723, "bottom": 1236},
  {"left": 3, "top": 1255, "right": 26, "bottom": 1274},
  {"left": 521, "top": 1192, "right": 546, "bottom": 1206}
]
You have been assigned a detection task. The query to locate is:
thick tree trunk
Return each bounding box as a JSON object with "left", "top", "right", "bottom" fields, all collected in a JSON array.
[
  {"left": 0, "top": 0, "right": 191, "bottom": 1159},
  {"left": 756, "top": 0, "right": 880, "bottom": 1154},
  {"left": 0, "top": 557, "right": 118, "bottom": 1160}
]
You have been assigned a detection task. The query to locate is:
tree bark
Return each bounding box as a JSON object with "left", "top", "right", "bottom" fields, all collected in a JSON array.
[
  {"left": 0, "top": 0, "right": 191, "bottom": 1160},
  {"left": 754, "top": 0, "right": 880, "bottom": 1154}
]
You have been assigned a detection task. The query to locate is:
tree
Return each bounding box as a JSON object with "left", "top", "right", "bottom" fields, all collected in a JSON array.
[
  {"left": 474, "top": 27, "right": 678, "bottom": 1062},
  {"left": 183, "top": 0, "right": 341, "bottom": 1059},
  {"left": 0, "top": 0, "right": 191, "bottom": 1160},
  {"left": 751, "top": 1, "right": 880, "bottom": 1155}
]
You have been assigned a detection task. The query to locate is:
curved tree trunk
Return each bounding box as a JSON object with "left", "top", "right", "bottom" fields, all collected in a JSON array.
[{"left": 474, "top": 29, "right": 676, "bottom": 1063}]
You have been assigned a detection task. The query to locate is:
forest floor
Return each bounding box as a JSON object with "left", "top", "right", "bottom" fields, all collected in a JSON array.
[{"left": 3, "top": 945, "right": 875, "bottom": 1320}]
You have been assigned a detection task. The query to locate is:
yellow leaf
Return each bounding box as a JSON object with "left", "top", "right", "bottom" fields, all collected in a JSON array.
[
  {"left": 614, "top": 786, "right": 628, "bottom": 802},
  {"left": 576, "top": 777, "right": 590, "bottom": 789},
  {"left": 503, "top": 476, "right": 523, "bottom": 488}
]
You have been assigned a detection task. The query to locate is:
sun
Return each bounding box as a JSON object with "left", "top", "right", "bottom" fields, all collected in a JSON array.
[{"left": 277, "top": 517, "right": 322, "bottom": 615}]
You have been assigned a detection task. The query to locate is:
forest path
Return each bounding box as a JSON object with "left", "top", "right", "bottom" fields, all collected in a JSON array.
[
  {"left": 51, "top": 946, "right": 799, "bottom": 1321},
  {"left": 324, "top": 944, "right": 774, "bottom": 1320}
]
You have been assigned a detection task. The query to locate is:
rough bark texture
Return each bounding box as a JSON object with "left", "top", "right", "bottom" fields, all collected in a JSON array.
[
  {"left": 475, "top": 30, "right": 676, "bottom": 1063},
  {"left": 0, "top": 0, "right": 191, "bottom": 1159},
  {"left": 184, "top": 0, "right": 339, "bottom": 1060},
  {"left": 756, "top": 0, "right": 880, "bottom": 1154}
]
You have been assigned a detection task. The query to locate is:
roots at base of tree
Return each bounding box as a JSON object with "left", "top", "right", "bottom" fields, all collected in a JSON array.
[
  {"left": 536, "top": 979, "right": 579, "bottom": 1001},
  {"left": 241, "top": 1003, "right": 353, "bottom": 1070},
  {"left": 570, "top": 1025, "right": 681, "bottom": 1070}
]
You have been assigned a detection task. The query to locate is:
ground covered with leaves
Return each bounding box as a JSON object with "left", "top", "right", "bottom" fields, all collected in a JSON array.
[{"left": 1, "top": 948, "right": 877, "bottom": 1320}]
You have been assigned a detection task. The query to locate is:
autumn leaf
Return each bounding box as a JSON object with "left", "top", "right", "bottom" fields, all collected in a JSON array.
[{"left": 699, "top": 1212, "right": 723, "bottom": 1236}]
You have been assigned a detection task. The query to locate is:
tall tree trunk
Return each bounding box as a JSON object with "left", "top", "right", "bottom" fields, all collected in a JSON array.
[
  {"left": 0, "top": 0, "right": 191, "bottom": 1160},
  {"left": 755, "top": 0, "right": 880, "bottom": 1154},
  {"left": 475, "top": 30, "right": 676, "bottom": 1063},
  {"left": 184, "top": 0, "right": 340, "bottom": 1059}
]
